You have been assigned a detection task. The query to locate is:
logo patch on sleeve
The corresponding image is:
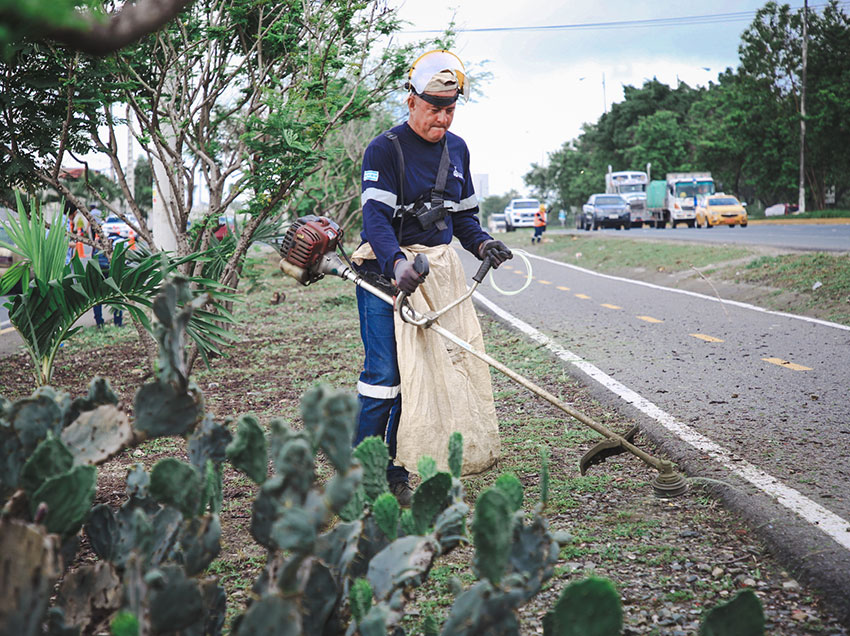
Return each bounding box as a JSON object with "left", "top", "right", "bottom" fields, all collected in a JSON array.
[{"left": 364, "top": 170, "right": 379, "bottom": 182}]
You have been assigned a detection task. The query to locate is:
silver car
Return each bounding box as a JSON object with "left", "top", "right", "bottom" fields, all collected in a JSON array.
[{"left": 578, "top": 194, "right": 631, "bottom": 231}]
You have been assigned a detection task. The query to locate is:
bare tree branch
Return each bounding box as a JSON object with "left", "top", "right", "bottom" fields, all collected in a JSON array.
[{"left": 47, "top": 0, "right": 196, "bottom": 56}]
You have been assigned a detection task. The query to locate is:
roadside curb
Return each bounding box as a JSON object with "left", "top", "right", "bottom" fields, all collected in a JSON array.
[{"left": 746, "top": 217, "right": 850, "bottom": 225}]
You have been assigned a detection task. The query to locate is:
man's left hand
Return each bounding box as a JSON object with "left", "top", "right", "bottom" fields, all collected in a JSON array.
[{"left": 478, "top": 240, "right": 513, "bottom": 269}]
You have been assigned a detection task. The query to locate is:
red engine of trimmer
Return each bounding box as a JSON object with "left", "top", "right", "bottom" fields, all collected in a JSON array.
[{"left": 278, "top": 215, "right": 343, "bottom": 285}]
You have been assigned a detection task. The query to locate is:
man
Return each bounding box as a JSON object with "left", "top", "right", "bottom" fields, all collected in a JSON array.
[{"left": 351, "top": 50, "right": 512, "bottom": 505}]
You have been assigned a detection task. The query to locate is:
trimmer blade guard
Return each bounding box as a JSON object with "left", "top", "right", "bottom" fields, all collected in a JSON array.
[{"left": 580, "top": 425, "right": 639, "bottom": 475}]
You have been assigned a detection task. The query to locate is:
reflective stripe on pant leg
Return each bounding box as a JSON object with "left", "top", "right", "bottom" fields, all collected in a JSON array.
[
  {"left": 354, "top": 284, "right": 401, "bottom": 447},
  {"left": 354, "top": 285, "right": 409, "bottom": 482}
]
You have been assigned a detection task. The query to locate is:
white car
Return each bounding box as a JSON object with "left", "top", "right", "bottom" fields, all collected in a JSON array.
[
  {"left": 487, "top": 213, "right": 506, "bottom": 233},
  {"left": 101, "top": 215, "right": 137, "bottom": 241},
  {"left": 503, "top": 198, "right": 541, "bottom": 231}
]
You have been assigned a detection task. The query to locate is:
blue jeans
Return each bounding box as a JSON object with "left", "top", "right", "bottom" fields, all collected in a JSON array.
[
  {"left": 94, "top": 305, "right": 123, "bottom": 326},
  {"left": 354, "top": 285, "right": 408, "bottom": 484}
]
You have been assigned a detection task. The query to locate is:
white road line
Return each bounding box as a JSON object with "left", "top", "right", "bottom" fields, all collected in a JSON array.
[
  {"left": 473, "top": 290, "right": 850, "bottom": 551},
  {"left": 526, "top": 252, "right": 850, "bottom": 332}
]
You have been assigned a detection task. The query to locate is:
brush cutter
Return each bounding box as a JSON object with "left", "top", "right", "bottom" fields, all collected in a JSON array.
[{"left": 277, "top": 215, "right": 687, "bottom": 498}]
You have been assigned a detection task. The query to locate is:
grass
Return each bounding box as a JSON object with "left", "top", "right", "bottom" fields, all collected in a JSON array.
[{"left": 498, "top": 232, "right": 751, "bottom": 274}]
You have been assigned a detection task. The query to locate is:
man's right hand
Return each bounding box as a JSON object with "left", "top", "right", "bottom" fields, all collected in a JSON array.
[{"left": 393, "top": 259, "right": 424, "bottom": 294}]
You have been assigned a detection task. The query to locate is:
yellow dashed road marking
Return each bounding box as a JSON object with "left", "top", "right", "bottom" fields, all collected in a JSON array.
[
  {"left": 514, "top": 270, "right": 526, "bottom": 276},
  {"left": 0, "top": 326, "right": 15, "bottom": 335},
  {"left": 763, "top": 357, "right": 812, "bottom": 371},
  {"left": 601, "top": 303, "right": 622, "bottom": 310},
  {"left": 556, "top": 286, "right": 570, "bottom": 291},
  {"left": 637, "top": 315, "right": 663, "bottom": 323},
  {"left": 538, "top": 280, "right": 552, "bottom": 285},
  {"left": 574, "top": 293, "right": 591, "bottom": 300},
  {"left": 690, "top": 333, "right": 724, "bottom": 343}
]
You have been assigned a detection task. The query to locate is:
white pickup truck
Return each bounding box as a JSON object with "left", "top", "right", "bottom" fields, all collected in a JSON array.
[{"left": 503, "top": 198, "right": 540, "bottom": 232}]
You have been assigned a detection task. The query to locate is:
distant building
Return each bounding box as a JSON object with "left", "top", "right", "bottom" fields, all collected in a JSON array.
[{"left": 472, "top": 173, "right": 489, "bottom": 199}]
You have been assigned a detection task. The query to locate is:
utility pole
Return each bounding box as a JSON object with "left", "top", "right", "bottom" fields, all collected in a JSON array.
[
  {"left": 798, "top": 0, "right": 808, "bottom": 214},
  {"left": 602, "top": 73, "right": 607, "bottom": 114}
]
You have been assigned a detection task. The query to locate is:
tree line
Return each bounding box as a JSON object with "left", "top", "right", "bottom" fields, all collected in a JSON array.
[{"left": 522, "top": 1, "right": 850, "bottom": 213}]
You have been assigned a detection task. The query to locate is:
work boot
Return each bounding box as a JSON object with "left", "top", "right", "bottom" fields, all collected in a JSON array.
[{"left": 389, "top": 480, "right": 414, "bottom": 507}]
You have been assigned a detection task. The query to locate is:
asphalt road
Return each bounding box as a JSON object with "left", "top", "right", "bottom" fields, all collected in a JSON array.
[
  {"left": 549, "top": 220, "right": 850, "bottom": 252},
  {"left": 457, "top": 247, "right": 850, "bottom": 621}
]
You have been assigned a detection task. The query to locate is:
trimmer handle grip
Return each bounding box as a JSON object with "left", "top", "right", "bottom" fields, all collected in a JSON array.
[
  {"left": 413, "top": 253, "right": 430, "bottom": 280},
  {"left": 472, "top": 256, "right": 492, "bottom": 283}
]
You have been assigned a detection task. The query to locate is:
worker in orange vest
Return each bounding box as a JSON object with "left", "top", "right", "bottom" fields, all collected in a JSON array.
[{"left": 532, "top": 203, "right": 547, "bottom": 244}]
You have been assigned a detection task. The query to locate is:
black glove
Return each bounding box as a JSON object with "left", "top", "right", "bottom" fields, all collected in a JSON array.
[
  {"left": 478, "top": 239, "right": 513, "bottom": 269},
  {"left": 393, "top": 259, "right": 424, "bottom": 294}
]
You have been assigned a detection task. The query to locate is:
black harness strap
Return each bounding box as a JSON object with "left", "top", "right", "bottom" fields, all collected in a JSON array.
[
  {"left": 430, "top": 139, "right": 451, "bottom": 230},
  {"left": 384, "top": 131, "right": 406, "bottom": 243}
]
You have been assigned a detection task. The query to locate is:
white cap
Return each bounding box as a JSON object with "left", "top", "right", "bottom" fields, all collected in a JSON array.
[{"left": 408, "top": 50, "right": 470, "bottom": 102}]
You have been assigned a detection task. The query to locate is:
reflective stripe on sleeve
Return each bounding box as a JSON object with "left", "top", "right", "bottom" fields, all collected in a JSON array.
[
  {"left": 362, "top": 187, "right": 397, "bottom": 210},
  {"left": 455, "top": 193, "right": 478, "bottom": 212},
  {"left": 357, "top": 381, "right": 401, "bottom": 399}
]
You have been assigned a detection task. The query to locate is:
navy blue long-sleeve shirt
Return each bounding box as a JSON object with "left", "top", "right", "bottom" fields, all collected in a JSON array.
[{"left": 359, "top": 122, "right": 491, "bottom": 278}]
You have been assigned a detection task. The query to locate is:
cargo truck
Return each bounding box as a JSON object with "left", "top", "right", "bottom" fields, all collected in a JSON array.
[
  {"left": 645, "top": 172, "right": 715, "bottom": 229},
  {"left": 605, "top": 167, "right": 652, "bottom": 228}
]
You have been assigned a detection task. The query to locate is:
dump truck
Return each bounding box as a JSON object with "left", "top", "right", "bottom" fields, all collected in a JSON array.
[{"left": 645, "top": 172, "right": 715, "bottom": 229}]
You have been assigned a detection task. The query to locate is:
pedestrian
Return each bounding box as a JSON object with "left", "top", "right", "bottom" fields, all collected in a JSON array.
[
  {"left": 532, "top": 203, "right": 547, "bottom": 243},
  {"left": 92, "top": 237, "right": 123, "bottom": 328},
  {"left": 350, "top": 49, "right": 512, "bottom": 505},
  {"left": 558, "top": 209, "right": 566, "bottom": 227}
]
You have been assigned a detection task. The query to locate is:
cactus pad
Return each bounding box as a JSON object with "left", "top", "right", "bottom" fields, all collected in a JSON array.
[
  {"left": 412, "top": 472, "right": 452, "bottom": 534},
  {"left": 149, "top": 458, "right": 202, "bottom": 517},
  {"left": 19, "top": 432, "right": 73, "bottom": 495},
  {"left": 134, "top": 380, "right": 202, "bottom": 437},
  {"left": 494, "top": 473, "right": 524, "bottom": 512},
  {"left": 225, "top": 415, "right": 268, "bottom": 484},
  {"left": 700, "top": 589, "right": 765, "bottom": 636},
  {"left": 372, "top": 492, "right": 400, "bottom": 541},
  {"left": 31, "top": 464, "right": 96, "bottom": 535},
  {"left": 472, "top": 487, "right": 513, "bottom": 584},
  {"left": 543, "top": 576, "right": 622, "bottom": 636},
  {"left": 353, "top": 437, "right": 390, "bottom": 502}
]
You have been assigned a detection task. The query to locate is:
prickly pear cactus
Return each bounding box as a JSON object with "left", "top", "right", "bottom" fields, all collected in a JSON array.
[
  {"left": 472, "top": 487, "right": 513, "bottom": 584},
  {"left": 542, "top": 576, "right": 622, "bottom": 636},
  {"left": 699, "top": 589, "right": 765, "bottom": 636}
]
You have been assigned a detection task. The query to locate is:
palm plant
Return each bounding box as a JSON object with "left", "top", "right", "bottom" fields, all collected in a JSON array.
[{"left": 0, "top": 194, "right": 235, "bottom": 386}]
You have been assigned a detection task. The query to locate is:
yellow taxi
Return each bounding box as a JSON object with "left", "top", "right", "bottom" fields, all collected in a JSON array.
[{"left": 695, "top": 194, "right": 748, "bottom": 228}]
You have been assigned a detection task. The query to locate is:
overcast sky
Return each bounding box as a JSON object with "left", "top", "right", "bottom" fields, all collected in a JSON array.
[{"left": 392, "top": 0, "right": 794, "bottom": 197}]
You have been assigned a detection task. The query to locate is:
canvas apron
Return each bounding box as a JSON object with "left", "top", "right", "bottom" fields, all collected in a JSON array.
[{"left": 351, "top": 242, "right": 500, "bottom": 475}]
